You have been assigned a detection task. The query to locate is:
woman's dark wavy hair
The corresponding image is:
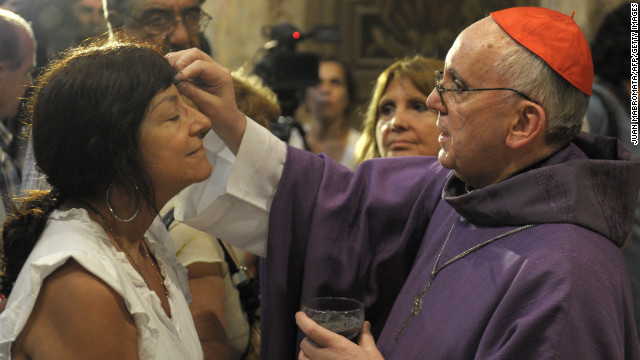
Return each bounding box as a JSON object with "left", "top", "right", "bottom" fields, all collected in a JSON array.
[{"left": 0, "top": 38, "right": 175, "bottom": 294}]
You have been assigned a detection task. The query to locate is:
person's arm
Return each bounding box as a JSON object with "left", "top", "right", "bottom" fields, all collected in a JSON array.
[
  {"left": 186, "top": 261, "right": 229, "bottom": 360},
  {"left": 169, "top": 49, "right": 287, "bottom": 257},
  {"left": 168, "top": 48, "right": 286, "bottom": 257},
  {"left": 14, "top": 260, "right": 138, "bottom": 359},
  {"left": 168, "top": 216, "right": 232, "bottom": 359}
]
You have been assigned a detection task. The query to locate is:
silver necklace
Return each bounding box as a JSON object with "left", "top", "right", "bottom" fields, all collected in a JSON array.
[
  {"left": 81, "top": 200, "right": 168, "bottom": 297},
  {"left": 395, "top": 219, "right": 534, "bottom": 341}
]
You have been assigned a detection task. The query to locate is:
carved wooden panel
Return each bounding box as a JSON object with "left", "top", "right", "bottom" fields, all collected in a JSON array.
[{"left": 345, "top": 0, "right": 539, "bottom": 65}]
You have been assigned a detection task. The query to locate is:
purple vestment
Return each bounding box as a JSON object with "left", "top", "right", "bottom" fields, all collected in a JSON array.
[{"left": 261, "top": 132, "right": 640, "bottom": 359}]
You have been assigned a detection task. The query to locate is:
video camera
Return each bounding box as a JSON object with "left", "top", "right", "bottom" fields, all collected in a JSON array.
[{"left": 254, "top": 23, "right": 340, "bottom": 142}]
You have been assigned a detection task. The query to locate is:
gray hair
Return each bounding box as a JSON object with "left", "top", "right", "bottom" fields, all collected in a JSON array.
[{"left": 494, "top": 45, "right": 590, "bottom": 146}]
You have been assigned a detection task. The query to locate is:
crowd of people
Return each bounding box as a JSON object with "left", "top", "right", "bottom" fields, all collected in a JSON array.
[{"left": 0, "top": 2, "right": 639, "bottom": 360}]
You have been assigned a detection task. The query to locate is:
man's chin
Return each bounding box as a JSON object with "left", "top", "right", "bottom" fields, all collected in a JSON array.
[{"left": 437, "top": 150, "right": 454, "bottom": 170}]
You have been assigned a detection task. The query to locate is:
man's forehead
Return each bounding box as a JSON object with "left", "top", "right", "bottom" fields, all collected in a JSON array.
[
  {"left": 129, "top": 0, "right": 200, "bottom": 14},
  {"left": 14, "top": 26, "right": 36, "bottom": 69},
  {"left": 443, "top": 18, "right": 504, "bottom": 77}
]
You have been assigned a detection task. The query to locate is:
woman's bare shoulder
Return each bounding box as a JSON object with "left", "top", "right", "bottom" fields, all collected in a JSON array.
[{"left": 14, "top": 259, "right": 139, "bottom": 360}]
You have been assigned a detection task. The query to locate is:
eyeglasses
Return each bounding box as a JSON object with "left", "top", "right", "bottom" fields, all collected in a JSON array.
[
  {"left": 133, "top": 8, "right": 212, "bottom": 36},
  {"left": 434, "top": 69, "right": 538, "bottom": 106}
]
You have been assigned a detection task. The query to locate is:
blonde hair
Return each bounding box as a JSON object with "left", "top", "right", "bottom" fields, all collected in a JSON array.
[{"left": 231, "top": 66, "right": 280, "bottom": 129}]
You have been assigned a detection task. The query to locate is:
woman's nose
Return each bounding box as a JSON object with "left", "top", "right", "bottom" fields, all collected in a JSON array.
[
  {"left": 191, "top": 111, "right": 212, "bottom": 139},
  {"left": 389, "top": 111, "right": 409, "bottom": 132}
]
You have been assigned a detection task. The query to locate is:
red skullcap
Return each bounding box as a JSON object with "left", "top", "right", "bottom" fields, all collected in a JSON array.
[{"left": 491, "top": 7, "right": 593, "bottom": 96}]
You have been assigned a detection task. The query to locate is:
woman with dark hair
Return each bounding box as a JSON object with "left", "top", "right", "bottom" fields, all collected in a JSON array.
[
  {"left": 0, "top": 40, "right": 211, "bottom": 359},
  {"left": 299, "top": 58, "right": 361, "bottom": 169}
]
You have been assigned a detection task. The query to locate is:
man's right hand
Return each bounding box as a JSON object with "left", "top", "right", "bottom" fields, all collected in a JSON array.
[{"left": 166, "top": 48, "right": 246, "bottom": 155}]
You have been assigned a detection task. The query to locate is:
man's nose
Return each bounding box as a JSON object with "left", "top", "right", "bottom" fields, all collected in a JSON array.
[
  {"left": 166, "top": 18, "right": 192, "bottom": 50},
  {"left": 426, "top": 88, "right": 445, "bottom": 113}
]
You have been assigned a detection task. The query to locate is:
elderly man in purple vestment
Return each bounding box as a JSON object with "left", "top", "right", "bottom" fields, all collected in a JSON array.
[{"left": 168, "top": 6, "right": 640, "bottom": 360}]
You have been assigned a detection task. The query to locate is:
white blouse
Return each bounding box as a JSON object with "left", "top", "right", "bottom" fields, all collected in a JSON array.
[{"left": 0, "top": 208, "right": 203, "bottom": 359}]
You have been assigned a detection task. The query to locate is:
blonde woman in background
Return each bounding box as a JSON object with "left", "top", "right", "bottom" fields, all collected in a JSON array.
[{"left": 354, "top": 55, "right": 444, "bottom": 164}]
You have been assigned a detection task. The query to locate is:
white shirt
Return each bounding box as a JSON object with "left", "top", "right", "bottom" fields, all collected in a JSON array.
[{"left": 0, "top": 208, "right": 203, "bottom": 360}]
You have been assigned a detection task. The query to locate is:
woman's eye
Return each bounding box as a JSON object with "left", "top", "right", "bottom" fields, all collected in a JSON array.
[
  {"left": 412, "top": 101, "right": 428, "bottom": 112},
  {"left": 169, "top": 113, "right": 180, "bottom": 121},
  {"left": 330, "top": 79, "right": 345, "bottom": 87},
  {"left": 379, "top": 104, "right": 394, "bottom": 117}
]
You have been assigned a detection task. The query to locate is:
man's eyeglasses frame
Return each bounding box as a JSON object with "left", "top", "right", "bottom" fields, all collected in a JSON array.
[
  {"left": 434, "top": 69, "right": 538, "bottom": 106},
  {"left": 132, "top": 9, "right": 212, "bottom": 36}
]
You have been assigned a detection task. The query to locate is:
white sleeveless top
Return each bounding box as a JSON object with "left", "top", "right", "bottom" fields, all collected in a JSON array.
[{"left": 0, "top": 208, "right": 203, "bottom": 359}]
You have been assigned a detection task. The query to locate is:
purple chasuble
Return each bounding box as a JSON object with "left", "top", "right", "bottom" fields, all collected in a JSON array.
[{"left": 260, "top": 132, "right": 640, "bottom": 360}]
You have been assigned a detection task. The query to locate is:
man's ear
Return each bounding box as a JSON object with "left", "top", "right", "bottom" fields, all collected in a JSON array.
[{"left": 506, "top": 102, "right": 546, "bottom": 149}]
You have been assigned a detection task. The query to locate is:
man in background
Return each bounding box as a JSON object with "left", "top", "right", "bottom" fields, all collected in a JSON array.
[
  {"left": 72, "top": 0, "right": 108, "bottom": 41},
  {"left": 0, "top": 8, "right": 36, "bottom": 308},
  {"left": 42, "top": 0, "right": 109, "bottom": 60},
  {"left": 105, "top": 0, "right": 211, "bottom": 53},
  {"left": 0, "top": 9, "right": 35, "bottom": 222}
]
